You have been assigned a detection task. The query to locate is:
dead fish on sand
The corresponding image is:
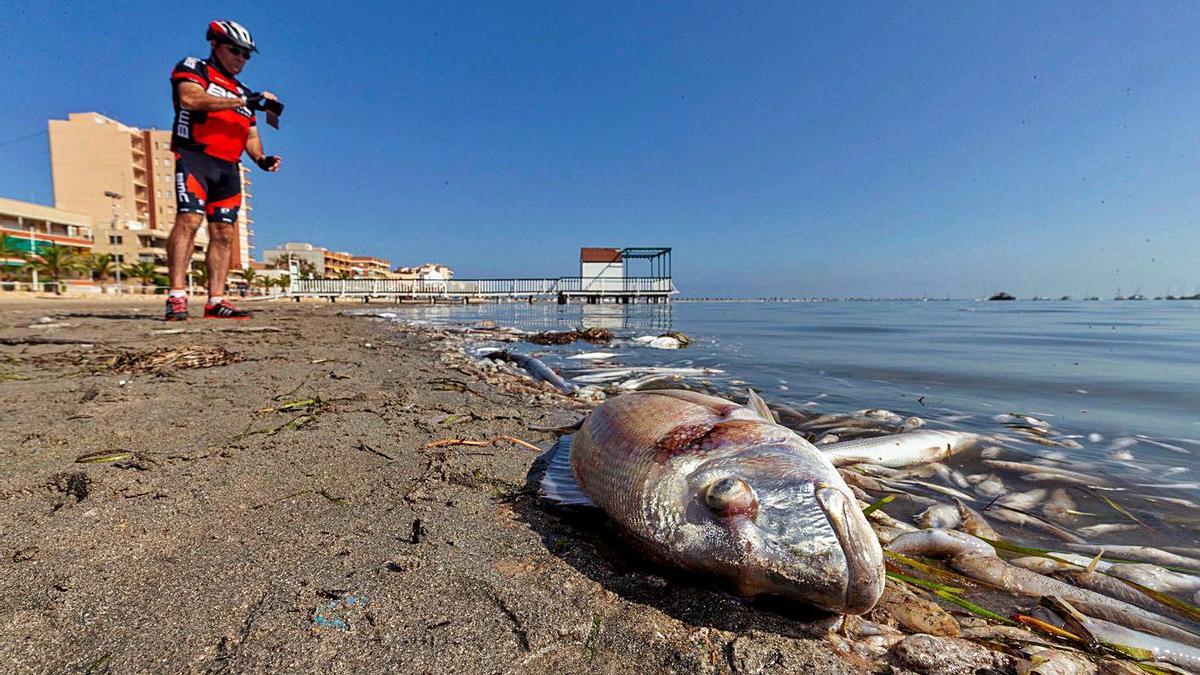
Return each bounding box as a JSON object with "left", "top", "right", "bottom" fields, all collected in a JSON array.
[
  {"left": 483, "top": 351, "right": 577, "bottom": 394},
  {"left": 540, "top": 389, "right": 885, "bottom": 614},
  {"left": 819, "top": 430, "right": 979, "bottom": 468}
]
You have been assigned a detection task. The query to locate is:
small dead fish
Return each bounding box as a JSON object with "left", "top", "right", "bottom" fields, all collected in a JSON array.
[
  {"left": 986, "top": 506, "right": 1086, "bottom": 543},
  {"left": 954, "top": 499, "right": 1000, "bottom": 540},
  {"left": 1075, "top": 523, "right": 1137, "bottom": 538},
  {"left": 929, "top": 462, "right": 971, "bottom": 489},
  {"left": 982, "top": 459, "right": 1112, "bottom": 487},
  {"left": 979, "top": 446, "right": 1004, "bottom": 459},
  {"left": 483, "top": 351, "right": 577, "bottom": 394},
  {"left": 995, "top": 412, "right": 1053, "bottom": 430},
  {"left": 1041, "top": 488, "right": 1077, "bottom": 525},
  {"left": 821, "top": 430, "right": 979, "bottom": 468},
  {"left": 996, "top": 488, "right": 1047, "bottom": 512},
  {"left": 974, "top": 475, "right": 1006, "bottom": 499},
  {"left": 1134, "top": 482, "right": 1200, "bottom": 490},
  {"left": 1063, "top": 544, "right": 1200, "bottom": 570},
  {"left": 1135, "top": 435, "right": 1193, "bottom": 455},
  {"left": 857, "top": 409, "right": 903, "bottom": 423},
  {"left": 895, "top": 479, "right": 976, "bottom": 502},
  {"left": 1137, "top": 495, "right": 1200, "bottom": 510},
  {"left": 876, "top": 580, "right": 960, "bottom": 637},
  {"left": 914, "top": 503, "right": 961, "bottom": 530}
]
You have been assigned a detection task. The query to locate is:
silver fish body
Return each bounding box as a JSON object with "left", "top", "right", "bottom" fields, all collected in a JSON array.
[{"left": 547, "top": 389, "right": 884, "bottom": 614}]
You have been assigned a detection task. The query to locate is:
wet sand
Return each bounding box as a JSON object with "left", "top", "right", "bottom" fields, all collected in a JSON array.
[{"left": 0, "top": 298, "right": 1006, "bottom": 674}]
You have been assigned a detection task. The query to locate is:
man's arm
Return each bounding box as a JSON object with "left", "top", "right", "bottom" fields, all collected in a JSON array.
[
  {"left": 246, "top": 127, "right": 282, "bottom": 171},
  {"left": 177, "top": 81, "right": 246, "bottom": 112}
]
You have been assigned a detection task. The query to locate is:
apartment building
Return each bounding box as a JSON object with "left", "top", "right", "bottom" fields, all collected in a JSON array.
[
  {"left": 260, "top": 242, "right": 396, "bottom": 278},
  {"left": 394, "top": 263, "right": 454, "bottom": 281},
  {"left": 48, "top": 112, "right": 254, "bottom": 271},
  {"left": 349, "top": 256, "right": 393, "bottom": 278},
  {"left": 323, "top": 250, "right": 354, "bottom": 277}
]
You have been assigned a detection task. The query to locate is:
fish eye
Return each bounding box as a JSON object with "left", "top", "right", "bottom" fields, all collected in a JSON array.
[{"left": 704, "top": 477, "right": 758, "bottom": 516}]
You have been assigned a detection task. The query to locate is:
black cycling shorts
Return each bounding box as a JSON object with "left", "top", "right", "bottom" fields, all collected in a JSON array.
[{"left": 175, "top": 149, "right": 242, "bottom": 224}]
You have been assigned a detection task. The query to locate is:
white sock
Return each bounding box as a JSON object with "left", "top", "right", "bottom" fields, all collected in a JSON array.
[
  {"left": 207, "top": 296, "right": 224, "bottom": 306},
  {"left": 169, "top": 290, "right": 188, "bottom": 299}
]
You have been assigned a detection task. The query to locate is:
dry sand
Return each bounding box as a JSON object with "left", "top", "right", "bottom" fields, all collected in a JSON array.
[{"left": 0, "top": 298, "right": 1005, "bottom": 674}]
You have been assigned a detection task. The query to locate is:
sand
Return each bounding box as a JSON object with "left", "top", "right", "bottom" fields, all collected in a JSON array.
[{"left": 0, "top": 297, "right": 998, "bottom": 674}]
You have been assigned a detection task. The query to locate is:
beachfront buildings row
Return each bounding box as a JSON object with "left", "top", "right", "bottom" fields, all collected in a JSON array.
[
  {"left": 257, "top": 241, "right": 452, "bottom": 281},
  {"left": 48, "top": 112, "right": 253, "bottom": 272},
  {"left": 258, "top": 242, "right": 388, "bottom": 278}
]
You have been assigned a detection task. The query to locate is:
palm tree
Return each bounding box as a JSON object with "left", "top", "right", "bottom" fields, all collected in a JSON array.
[
  {"left": 189, "top": 261, "right": 209, "bottom": 290},
  {"left": 0, "top": 236, "right": 27, "bottom": 286},
  {"left": 30, "top": 244, "right": 81, "bottom": 295},
  {"left": 336, "top": 270, "right": 354, "bottom": 281},
  {"left": 85, "top": 253, "right": 115, "bottom": 292},
  {"left": 240, "top": 266, "right": 258, "bottom": 293},
  {"left": 288, "top": 258, "right": 317, "bottom": 279},
  {"left": 124, "top": 260, "right": 160, "bottom": 294}
]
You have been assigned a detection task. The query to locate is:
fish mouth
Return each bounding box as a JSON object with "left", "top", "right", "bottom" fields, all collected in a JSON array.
[{"left": 816, "top": 485, "right": 885, "bottom": 614}]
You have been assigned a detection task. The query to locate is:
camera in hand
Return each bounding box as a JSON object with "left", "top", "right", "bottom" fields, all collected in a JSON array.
[{"left": 247, "top": 93, "right": 285, "bottom": 116}]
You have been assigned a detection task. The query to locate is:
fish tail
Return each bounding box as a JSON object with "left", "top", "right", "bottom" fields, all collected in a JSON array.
[{"left": 539, "top": 435, "right": 594, "bottom": 506}]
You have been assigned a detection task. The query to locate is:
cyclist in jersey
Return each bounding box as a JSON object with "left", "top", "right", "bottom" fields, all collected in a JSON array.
[{"left": 165, "top": 19, "right": 282, "bottom": 320}]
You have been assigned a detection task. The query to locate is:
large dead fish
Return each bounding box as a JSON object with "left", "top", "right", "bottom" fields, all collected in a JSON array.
[{"left": 540, "top": 389, "right": 885, "bottom": 614}]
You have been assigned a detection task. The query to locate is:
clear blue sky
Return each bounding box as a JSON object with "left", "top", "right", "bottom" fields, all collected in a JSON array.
[{"left": 2, "top": 1, "right": 1198, "bottom": 297}]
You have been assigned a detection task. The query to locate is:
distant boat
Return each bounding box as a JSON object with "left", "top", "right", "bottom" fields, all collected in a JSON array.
[
  {"left": 988, "top": 292, "right": 1016, "bottom": 301},
  {"left": 1059, "top": 295, "right": 1072, "bottom": 301},
  {"left": 1084, "top": 296, "right": 1100, "bottom": 301}
]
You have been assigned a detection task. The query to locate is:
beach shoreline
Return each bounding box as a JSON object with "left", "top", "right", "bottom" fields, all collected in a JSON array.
[{"left": 2, "top": 298, "right": 914, "bottom": 674}]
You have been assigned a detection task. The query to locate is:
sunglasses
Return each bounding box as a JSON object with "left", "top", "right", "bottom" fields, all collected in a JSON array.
[{"left": 224, "top": 44, "right": 252, "bottom": 59}]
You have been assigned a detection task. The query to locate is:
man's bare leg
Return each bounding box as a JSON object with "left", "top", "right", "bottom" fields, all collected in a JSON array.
[
  {"left": 167, "top": 213, "right": 205, "bottom": 291},
  {"left": 206, "top": 221, "right": 235, "bottom": 299}
]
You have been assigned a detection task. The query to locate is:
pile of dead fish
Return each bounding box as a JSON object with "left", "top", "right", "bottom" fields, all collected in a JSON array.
[{"left": 781, "top": 407, "right": 1200, "bottom": 672}]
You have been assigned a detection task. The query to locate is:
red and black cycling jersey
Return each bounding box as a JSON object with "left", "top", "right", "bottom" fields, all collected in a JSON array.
[{"left": 170, "top": 56, "right": 255, "bottom": 163}]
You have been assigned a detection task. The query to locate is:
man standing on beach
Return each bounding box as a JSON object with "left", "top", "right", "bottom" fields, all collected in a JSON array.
[{"left": 165, "top": 19, "right": 282, "bottom": 321}]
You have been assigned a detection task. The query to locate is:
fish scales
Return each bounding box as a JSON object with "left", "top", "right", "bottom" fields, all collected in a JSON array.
[{"left": 572, "top": 391, "right": 779, "bottom": 547}]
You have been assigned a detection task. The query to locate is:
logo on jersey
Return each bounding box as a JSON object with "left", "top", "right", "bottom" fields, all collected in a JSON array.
[
  {"left": 176, "top": 110, "right": 191, "bottom": 139},
  {"left": 205, "top": 83, "right": 253, "bottom": 118}
]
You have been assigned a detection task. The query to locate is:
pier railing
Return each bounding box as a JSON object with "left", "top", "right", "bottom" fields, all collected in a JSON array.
[{"left": 289, "top": 276, "right": 675, "bottom": 298}]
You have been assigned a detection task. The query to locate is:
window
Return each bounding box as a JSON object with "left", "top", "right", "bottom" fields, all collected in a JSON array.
[{"left": 109, "top": 235, "right": 123, "bottom": 245}]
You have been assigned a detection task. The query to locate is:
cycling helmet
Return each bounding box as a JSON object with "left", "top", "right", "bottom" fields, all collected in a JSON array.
[{"left": 206, "top": 20, "right": 257, "bottom": 53}]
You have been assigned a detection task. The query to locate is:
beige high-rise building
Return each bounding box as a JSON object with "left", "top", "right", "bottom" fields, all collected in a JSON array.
[{"left": 48, "top": 112, "right": 254, "bottom": 273}]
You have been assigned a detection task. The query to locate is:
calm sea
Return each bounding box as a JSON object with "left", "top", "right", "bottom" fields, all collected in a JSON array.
[{"left": 371, "top": 299, "right": 1200, "bottom": 539}]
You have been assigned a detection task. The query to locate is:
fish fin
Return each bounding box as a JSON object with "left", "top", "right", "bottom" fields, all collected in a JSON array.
[
  {"left": 539, "top": 435, "right": 594, "bottom": 506},
  {"left": 745, "top": 389, "right": 776, "bottom": 423}
]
